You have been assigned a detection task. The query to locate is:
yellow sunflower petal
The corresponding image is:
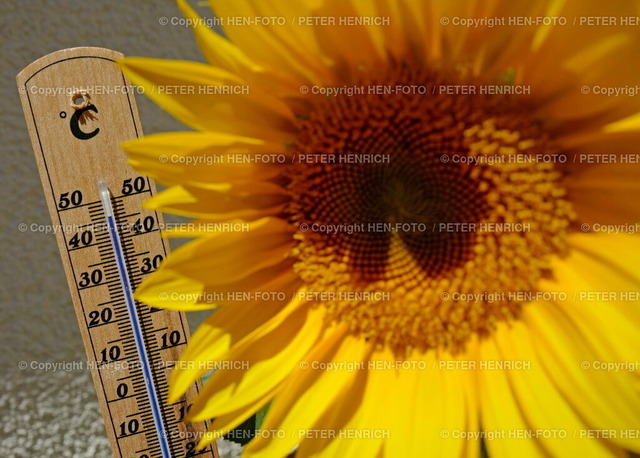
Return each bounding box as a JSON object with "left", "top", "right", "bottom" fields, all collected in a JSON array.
[
  {"left": 134, "top": 217, "right": 295, "bottom": 309},
  {"left": 543, "top": 234, "right": 640, "bottom": 376},
  {"left": 196, "top": 387, "right": 277, "bottom": 450},
  {"left": 312, "top": 348, "right": 397, "bottom": 457},
  {"left": 565, "top": 162, "right": 640, "bottom": 225},
  {"left": 187, "top": 305, "right": 325, "bottom": 420},
  {"left": 140, "top": 257, "right": 298, "bottom": 311},
  {"left": 177, "top": 0, "right": 310, "bottom": 99},
  {"left": 522, "top": 0, "right": 640, "bottom": 127},
  {"left": 461, "top": 337, "right": 481, "bottom": 458},
  {"left": 118, "top": 57, "right": 295, "bottom": 141},
  {"left": 169, "top": 275, "right": 300, "bottom": 401},
  {"left": 160, "top": 218, "right": 249, "bottom": 238},
  {"left": 143, "top": 183, "right": 288, "bottom": 220},
  {"left": 494, "top": 317, "right": 622, "bottom": 457},
  {"left": 296, "top": 348, "right": 382, "bottom": 458},
  {"left": 169, "top": 299, "right": 286, "bottom": 402},
  {"left": 136, "top": 272, "right": 205, "bottom": 311},
  {"left": 176, "top": 0, "right": 260, "bottom": 77},
  {"left": 122, "top": 132, "right": 284, "bottom": 187},
  {"left": 558, "top": 129, "right": 640, "bottom": 168},
  {"left": 311, "top": 0, "right": 383, "bottom": 76},
  {"left": 551, "top": 233, "right": 640, "bottom": 326},
  {"left": 438, "top": 0, "right": 550, "bottom": 78},
  {"left": 478, "top": 327, "right": 543, "bottom": 457},
  {"left": 209, "top": 0, "right": 336, "bottom": 87},
  {"left": 244, "top": 326, "right": 371, "bottom": 458},
  {"left": 567, "top": 233, "right": 640, "bottom": 297},
  {"left": 479, "top": 1, "right": 557, "bottom": 81},
  {"left": 388, "top": 349, "right": 471, "bottom": 457},
  {"left": 536, "top": 35, "right": 640, "bottom": 126},
  {"left": 541, "top": 269, "right": 640, "bottom": 381},
  {"left": 524, "top": 302, "right": 640, "bottom": 453}
]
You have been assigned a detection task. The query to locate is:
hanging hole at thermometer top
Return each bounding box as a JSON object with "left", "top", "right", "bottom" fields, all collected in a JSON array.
[{"left": 71, "top": 92, "right": 91, "bottom": 110}]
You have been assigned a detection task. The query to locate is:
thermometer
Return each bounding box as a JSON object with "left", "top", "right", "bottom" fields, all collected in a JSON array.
[{"left": 17, "top": 47, "right": 219, "bottom": 458}]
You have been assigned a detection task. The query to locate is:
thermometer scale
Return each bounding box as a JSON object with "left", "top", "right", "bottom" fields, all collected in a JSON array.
[{"left": 17, "top": 47, "right": 219, "bottom": 458}]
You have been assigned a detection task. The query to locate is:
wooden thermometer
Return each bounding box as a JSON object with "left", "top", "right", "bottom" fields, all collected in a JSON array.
[{"left": 17, "top": 47, "right": 219, "bottom": 458}]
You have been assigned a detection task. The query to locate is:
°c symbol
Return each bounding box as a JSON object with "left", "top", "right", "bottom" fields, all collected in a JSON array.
[
  {"left": 59, "top": 111, "right": 67, "bottom": 118},
  {"left": 70, "top": 105, "right": 99, "bottom": 140}
]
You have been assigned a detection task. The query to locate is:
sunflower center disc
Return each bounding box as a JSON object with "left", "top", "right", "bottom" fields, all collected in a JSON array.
[{"left": 286, "top": 68, "right": 575, "bottom": 352}]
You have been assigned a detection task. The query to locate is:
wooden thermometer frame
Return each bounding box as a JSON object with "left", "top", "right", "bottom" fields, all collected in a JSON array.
[{"left": 17, "top": 47, "right": 219, "bottom": 458}]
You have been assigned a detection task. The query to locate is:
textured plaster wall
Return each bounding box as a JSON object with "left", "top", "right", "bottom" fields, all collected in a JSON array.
[{"left": 0, "top": 1, "right": 237, "bottom": 456}]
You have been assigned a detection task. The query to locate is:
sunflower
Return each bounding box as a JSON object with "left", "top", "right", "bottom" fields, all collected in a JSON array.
[{"left": 120, "top": 0, "right": 640, "bottom": 456}]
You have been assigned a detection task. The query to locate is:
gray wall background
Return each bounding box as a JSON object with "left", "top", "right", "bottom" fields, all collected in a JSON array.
[{"left": 1, "top": 1, "right": 238, "bottom": 456}]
